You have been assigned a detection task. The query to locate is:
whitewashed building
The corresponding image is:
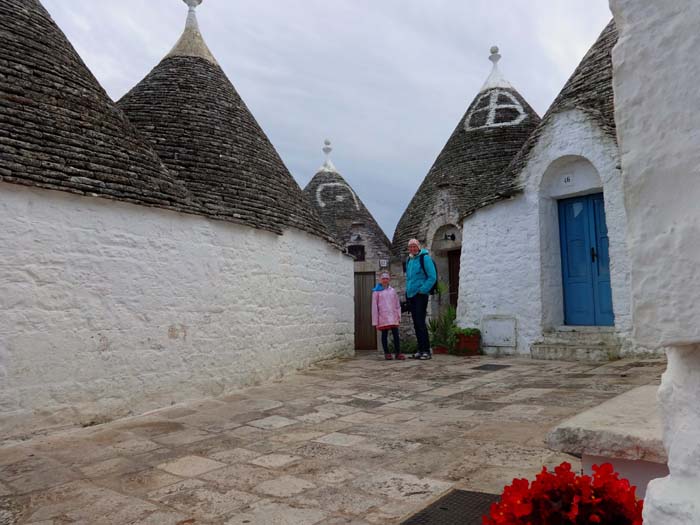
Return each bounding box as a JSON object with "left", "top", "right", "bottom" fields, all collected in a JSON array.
[
  {"left": 0, "top": 0, "right": 353, "bottom": 438},
  {"left": 456, "top": 23, "right": 642, "bottom": 359}
]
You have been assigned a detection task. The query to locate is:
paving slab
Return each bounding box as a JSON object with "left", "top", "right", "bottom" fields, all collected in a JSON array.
[{"left": 0, "top": 354, "right": 665, "bottom": 524}]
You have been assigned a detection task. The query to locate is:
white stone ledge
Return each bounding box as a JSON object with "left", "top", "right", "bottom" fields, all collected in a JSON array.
[{"left": 546, "top": 385, "right": 666, "bottom": 464}]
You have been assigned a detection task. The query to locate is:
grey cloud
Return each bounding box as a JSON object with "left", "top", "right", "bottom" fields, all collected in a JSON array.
[{"left": 42, "top": 0, "right": 612, "bottom": 238}]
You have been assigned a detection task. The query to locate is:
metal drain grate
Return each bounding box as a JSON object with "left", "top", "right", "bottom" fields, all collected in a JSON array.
[
  {"left": 401, "top": 489, "right": 499, "bottom": 525},
  {"left": 471, "top": 364, "right": 511, "bottom": 371}
]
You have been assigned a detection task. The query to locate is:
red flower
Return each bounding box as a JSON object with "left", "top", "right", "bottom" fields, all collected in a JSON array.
[{"left": 482, "top": 462, "right": 644, "bottom": 525}]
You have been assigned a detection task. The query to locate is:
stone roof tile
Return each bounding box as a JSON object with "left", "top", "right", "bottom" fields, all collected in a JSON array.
[{"left": 0, "top": 0, "right": 198, "bottom": 213}]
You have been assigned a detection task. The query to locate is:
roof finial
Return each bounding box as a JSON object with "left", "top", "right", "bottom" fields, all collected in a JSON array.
[
  {"left": 479, "top": 44, "right": 514, "bottom": 92},
  {"left": 320, "top": 139, "right": 337, "bottom": 172},
  {"left": 489, "top": 46, "right": 501, "bottom": 65},
  {"left": 184, "top": 0, "right": 203, "bottom": 9},
  {"left": 167, "top": 0, "right": 218, "bottom": 65}
]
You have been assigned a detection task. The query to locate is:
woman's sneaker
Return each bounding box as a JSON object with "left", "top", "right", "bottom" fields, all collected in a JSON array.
[
  {"left": 384, "top": 354, "right": 394, "bottom": 360},
  {"left": 395, "top": 354, "right": 406, "bottom": 360},
  {"left": 419, "top": 352, "right": 432, "bottom": 360}
]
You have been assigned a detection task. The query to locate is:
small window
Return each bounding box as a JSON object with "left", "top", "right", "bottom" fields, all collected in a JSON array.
[{"left": 347, "top": 245, "right": 366, "bottom": 262}]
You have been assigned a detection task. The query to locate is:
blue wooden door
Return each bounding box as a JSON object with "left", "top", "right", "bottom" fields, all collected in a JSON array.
[{"left": 558, "top": 194, "right": 614, "bottom": 326}]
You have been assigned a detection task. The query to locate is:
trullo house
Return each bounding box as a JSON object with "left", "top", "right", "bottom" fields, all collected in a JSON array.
[
  {"left": 304, "top": 141, "right": 392, "bottom": 351},
  {"left": 456, "top": 22, "right": 640, "bottom": 359}
]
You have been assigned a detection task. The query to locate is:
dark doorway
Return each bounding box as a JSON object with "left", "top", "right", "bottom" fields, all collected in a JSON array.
[
  {"left": 448, "top": 249, "right": 461, "bottom": 308},
  {"left": 354, "top": 272, "right": 377, "bottom": 350}
]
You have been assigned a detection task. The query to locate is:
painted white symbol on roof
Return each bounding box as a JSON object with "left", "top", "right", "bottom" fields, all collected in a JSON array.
[
  {"left": 316, "top": 182, "right": 361, "bottom": 211},
  {"left": 464, "top": 89, "right": 527, "bottom": 131}
]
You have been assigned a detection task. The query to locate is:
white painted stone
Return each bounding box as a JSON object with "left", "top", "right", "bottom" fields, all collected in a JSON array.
[
  {"left": 457, "top": 109, "right": 634, "bottom": 355},
  {"left": 0, "top": 184, "right": 354, "bottom": 438},
  {"left": 582, "top": 455, "right": 668, "bottom": 499},
  {"left": 546, "top": 385, "right": 666, "bottom": 463},
  {"left": 610, "top": 1, "right": 700, "bottom": 522}
]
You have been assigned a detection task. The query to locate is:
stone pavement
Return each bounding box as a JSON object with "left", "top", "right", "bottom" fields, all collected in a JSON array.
[{"left": 0, "top": 354, "right": 665, "bottom": 524}]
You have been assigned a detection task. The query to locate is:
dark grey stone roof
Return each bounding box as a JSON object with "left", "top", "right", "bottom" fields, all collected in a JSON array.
[
  {"left": 501, "top": 21, "right": 618, "bottom": 194},
  {"left": 117, "top": 14, "right": 333, "bottom": 242},
  {"left": 304, "top": 167, "right": 391, "bottom": 254},
  {"left": 392, "top": 86, "right": 540, "bottom": 256},
  {"left": 0, "top": 0, "right": 196, "bottom": 212}
]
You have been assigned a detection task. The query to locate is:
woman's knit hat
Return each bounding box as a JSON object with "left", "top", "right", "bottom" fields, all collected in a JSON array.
[
  {"left": 380, "top": 272, "right": 390, "bottom": 279},
  {"left": 408, "top": 238, "right": 420, "bottom": 247}
]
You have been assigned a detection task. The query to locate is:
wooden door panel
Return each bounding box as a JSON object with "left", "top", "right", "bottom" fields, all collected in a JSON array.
[{"left": 354, "top": 272, "right": 377, "bottom": 350}]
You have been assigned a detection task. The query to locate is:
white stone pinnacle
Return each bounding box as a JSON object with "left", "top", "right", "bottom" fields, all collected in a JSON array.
[
  {"left": 167, "top": 0, "right": 218, "bottom": 65},
  {"left": 480, "top": 44, "right": 514, "bottom": 93},
  {"left": 320, "top": 139, "right": 337, "bottom": 172}
]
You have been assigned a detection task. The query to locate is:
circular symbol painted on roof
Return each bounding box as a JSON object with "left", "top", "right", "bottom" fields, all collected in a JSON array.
[
  {"left": 316, "top": 182, "right": 361, "bottom": 211},
  {"left": 464, "top": 89, "right": 528, "bottom": 131}
]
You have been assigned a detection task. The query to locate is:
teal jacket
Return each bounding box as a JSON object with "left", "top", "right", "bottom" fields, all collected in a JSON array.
[{"left": 406, "top": 248, "right": 437, "bottom": 298}]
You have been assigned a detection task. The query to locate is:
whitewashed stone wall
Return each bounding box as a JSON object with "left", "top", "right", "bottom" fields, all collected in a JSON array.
[
  {"left": 0, "top": 183, "right": 354, "bottom": 438},
  {"left": 457, "top": 109, "right": 634, "bottom": 354},
  {"left": 610, "top": 1, "right": 700, "bottom": 521}
]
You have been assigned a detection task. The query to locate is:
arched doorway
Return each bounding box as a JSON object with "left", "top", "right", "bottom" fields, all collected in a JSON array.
[
  {"left": 540, "top": 156, "right": 614, "bottom": 327},
  {"left": 430, "top": 224, "right": 462, "bottom": 314}
]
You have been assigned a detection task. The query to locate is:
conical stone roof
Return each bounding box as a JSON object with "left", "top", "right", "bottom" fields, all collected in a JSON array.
[
  {"left": 502, "top": 21, "right": 617, "bottom": 187},
  {"left": 392, "top": 48, "right": 540, "bottom": 255},
  {"left": 118, "top": 1, "right": 332, "bottom": 241},
  {"left": 304, "top": 141, "right": 391, "bottom": 253},
  {"left": 0, "top": 0, "right": 194, "bottom": 211}
]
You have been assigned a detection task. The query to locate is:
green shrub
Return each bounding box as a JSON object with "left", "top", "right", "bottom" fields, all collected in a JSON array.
[{"left": 429, "top": 305, "right": 457, "bottom": 351}]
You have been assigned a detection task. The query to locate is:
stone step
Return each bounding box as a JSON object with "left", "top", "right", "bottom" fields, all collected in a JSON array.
[{"left": 531, "top": 343, "right": 621, "bottom": 362}]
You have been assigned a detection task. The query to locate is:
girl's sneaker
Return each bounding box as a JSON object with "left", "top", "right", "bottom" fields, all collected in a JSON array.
[
  {"left": 384, "top": 354, "right": 394, "bottom": 360},
  {"left": 395, "top": 354, "right": 406, "bottom": 360}
]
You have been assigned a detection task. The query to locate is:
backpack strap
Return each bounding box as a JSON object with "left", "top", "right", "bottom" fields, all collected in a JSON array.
[{"left": 419, "top": 253, "right": 428, "bottom": 278}]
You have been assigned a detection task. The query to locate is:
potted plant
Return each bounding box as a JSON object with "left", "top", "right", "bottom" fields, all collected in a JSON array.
[
  {"left": 428, "top": 306, "right": 457, "bottom": 354},
  {"left": 454, "top": 327, "right": 481, "bottom": 356}
]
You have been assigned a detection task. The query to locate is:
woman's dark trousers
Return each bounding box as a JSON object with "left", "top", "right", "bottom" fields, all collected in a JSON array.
[
  {"left": 409, "top": 293, "right": 430, "bottom": 353},
  {"left": 381, "top": 327, "right": 401, "bottom": 355}
]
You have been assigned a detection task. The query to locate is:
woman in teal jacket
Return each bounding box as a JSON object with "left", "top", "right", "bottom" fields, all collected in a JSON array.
[{"left": 405, "top": 238, "right": 437, "bottom": 359}]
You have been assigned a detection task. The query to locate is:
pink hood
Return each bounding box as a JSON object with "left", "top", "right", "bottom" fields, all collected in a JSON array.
[{"left": 371, "top": 286, "right": 401, "bottom": 328}]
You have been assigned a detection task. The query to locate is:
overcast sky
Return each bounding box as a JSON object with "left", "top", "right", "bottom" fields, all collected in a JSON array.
[{"left": 43, "top": 0, "right": 612, "bottom": 238}]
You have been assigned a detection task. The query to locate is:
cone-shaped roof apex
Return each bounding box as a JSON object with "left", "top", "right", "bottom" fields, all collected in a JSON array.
[
  {"left": 118, "top": 2, "right": 335, "bottom": 244},
  {"left": 305, "top": 141, "right": 390, "bottom": 252},
  {"left": 167, "top": 0, "right": 218, "bottom": 65},
  {"left": 392, "top": 49, "right": 539, "bottom": 255}
]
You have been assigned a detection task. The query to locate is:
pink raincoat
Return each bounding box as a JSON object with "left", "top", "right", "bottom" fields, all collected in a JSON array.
[{"left": 371, "top": 286, "right": 401, "bottom": 330}]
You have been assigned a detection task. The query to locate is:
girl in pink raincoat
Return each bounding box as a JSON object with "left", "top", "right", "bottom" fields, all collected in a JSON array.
[{"left": 371, "top": 272, "right": 405, "bottom": 360}]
